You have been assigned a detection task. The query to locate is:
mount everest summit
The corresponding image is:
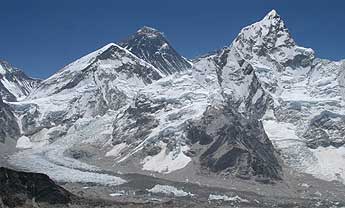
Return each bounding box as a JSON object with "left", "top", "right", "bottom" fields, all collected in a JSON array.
[
  {"left": 1, "top": 9, "right": 345, "bottom": 207},
  {"left": 119, "top": 26, "right": 192, "bottom": 75}
]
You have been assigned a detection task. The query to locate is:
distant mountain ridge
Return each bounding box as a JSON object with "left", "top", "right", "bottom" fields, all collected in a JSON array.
[{"left": 0, "top": 60, "right": 41, "bottom": 101}]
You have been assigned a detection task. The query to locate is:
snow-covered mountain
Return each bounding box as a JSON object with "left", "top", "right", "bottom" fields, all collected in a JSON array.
[
  {"left": 231, "top": 9, "right": 345, "bottom": 183},
  {"left": 0, "top": 60, "right": 41, "bottom": 101},
  {"left": 15, "top": 43, "right": 162, "bottom": 140},
  {"left": 4, "top": 10, "right": 345, "bottom": 190},
  {"left": 191, "top": 10, "right": 345, "bottom": 183},
  {"left": 119, "top": 26, "right": 192, "bottom": 75}
]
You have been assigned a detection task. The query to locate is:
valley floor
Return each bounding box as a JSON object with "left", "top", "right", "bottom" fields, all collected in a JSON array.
[
  {"left": 5, "top": 146, "right": 345, "bottom": 207},
  {"left": 59, "top": 173, "right": 345, "bottom": 208}
]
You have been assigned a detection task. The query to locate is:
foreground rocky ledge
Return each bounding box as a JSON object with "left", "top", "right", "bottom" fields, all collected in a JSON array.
[{"left": 0, "top": 167, "right": 72, "bottom": 207}]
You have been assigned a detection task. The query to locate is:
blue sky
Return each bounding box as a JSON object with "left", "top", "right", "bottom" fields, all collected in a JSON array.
[{"left": 1, "top": 0, "right": 344, "bottom": 78}]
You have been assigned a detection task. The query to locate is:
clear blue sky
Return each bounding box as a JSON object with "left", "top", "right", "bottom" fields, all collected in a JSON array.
[{"left": 1, "top": 0, "right": 344, "bottom": 78}]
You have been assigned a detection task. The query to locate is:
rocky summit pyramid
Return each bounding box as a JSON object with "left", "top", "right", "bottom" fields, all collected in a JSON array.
[
  {"left": 2, "top": 10, "right": 345, "bottom": 207},
  {"left": 119, "top": 26, "right": 192, "bottom": 75}
]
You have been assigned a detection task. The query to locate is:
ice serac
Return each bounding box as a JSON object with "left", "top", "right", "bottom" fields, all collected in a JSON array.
[
  {"left": 119, "top": 26, "right": 192, "bottom": 75},
  {"left": 0, "top": 60, "right": 41, "bottom": 101}
]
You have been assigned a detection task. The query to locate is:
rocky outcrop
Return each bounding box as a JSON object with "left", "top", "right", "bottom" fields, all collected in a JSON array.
[
  {"left": 215, "top": 49, "right": 271, "bottom": 118},
  {"left": 304, "top": 111, "right": 345, "bottom": 149},
  {"left": 187, "top": 106, "right": 281, "bottom": 181},
  {"left": 0, "top": 95, "right": 20, "bottom": 143},
  {"left": 0, "top": 167, "right": 72, "bottom": 207}
]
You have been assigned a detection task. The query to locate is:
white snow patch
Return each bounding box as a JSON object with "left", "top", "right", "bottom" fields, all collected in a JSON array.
[
  {"left": 159, "top": 43, "right": 169, "bottom": 51},
  {"left": 0, "top": 64, "right": 6, "bottom": 74},
  {"left": 263, "top": 120, "right": 302, "bottom": 149},
  {"left": 109, "top": 191, "right": 125, "bottom": 197},
  {"left": 105, "top": 143, "right": 128, "bottom": 157},
  {"left": 16, "top": 136, "right": 33, "bottom": 149},
  {"left": 142, "top": 143, "right": 191, "bottom": 174},
  {"left": 147, "top": 185, "right": 193, "bottom": 197},
  {"left": 1, "top": 77, "right": 26, "bottom": 99},
  {"left": 305, "top": 146, "right": 345, "bottom": 183},
  {"left": 208, "top": 194, "right": 249, "bottom": 203}
]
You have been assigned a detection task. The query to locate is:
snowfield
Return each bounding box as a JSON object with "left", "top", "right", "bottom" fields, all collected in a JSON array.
[
  {"left": 305, "top": 146, "right": 345, "bottom": 183},
  {"left": 142, "top": 142, "right": 191, "bottom": 174}
]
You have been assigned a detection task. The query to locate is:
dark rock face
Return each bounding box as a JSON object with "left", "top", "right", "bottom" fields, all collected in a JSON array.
[
  {"left": 0, "top": 96, "right": 20, "bottom": 143},
  {"left": 97, "top": 45, "right": 163, "bottom": 84},
  {"left": 187, "top": 106, "right": 281, "bottom": 181},
  {"left": 0, "top": 82, "right": 17, "bottom": 102},
  {"left": 304, "top": 111, "right": 345, "bottom": 149},
  {"left": 0, "top": 167, "right": 72, "bottom": 207},
  {"left": 191, "top": 44, "right": 279, "bottom": 182},
  {"left": 145, "top": 145, "right": 162, "bottom": 156},
  {"left": 119, "top": 26, "right": 192, "bottom": 75},
  {"left": 214, "top": 48, "right": 271, "bottom": 119}
]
